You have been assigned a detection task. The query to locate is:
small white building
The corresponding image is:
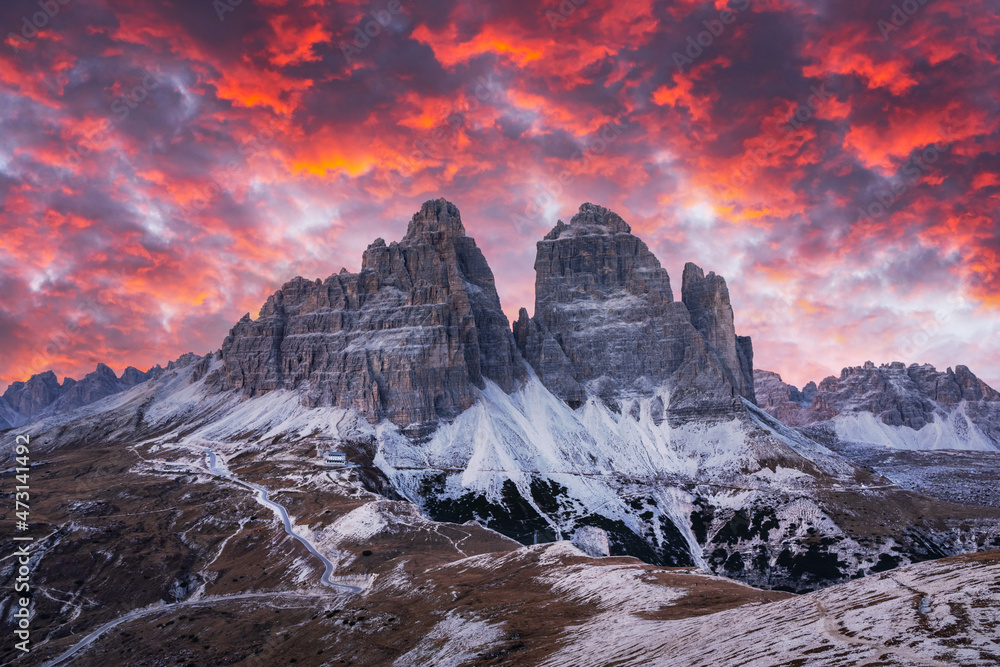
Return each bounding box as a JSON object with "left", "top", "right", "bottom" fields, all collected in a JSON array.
[{"left": 323, "top": 452, "right": 348, "bottom": 467}]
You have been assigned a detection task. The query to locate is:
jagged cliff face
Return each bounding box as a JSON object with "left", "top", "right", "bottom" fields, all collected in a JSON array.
[
  {"left": 218, "top": 200, "right": 754, "bottom": 427},
  {"left": 756, "top": 362, "right": 1000, "bottom": 449},
  {"left": 216, "top": 198, "right": 525, "bottom": 432},
  {"left": 682, "top": 263, "right": 755, "bottom": 403},
  {"left": 513, "top": 203, "right": 754, "bottom": 417}
]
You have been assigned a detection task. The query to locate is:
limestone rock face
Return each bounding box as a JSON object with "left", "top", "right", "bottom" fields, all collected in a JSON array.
[
  {"left": 50, "top": 363, "right": 125, "bottom": 413},
  {"left": 682, "top": 263, "right": 756, "bottom": 403},
  {"left": 217, "top": 198, "right": 526, "bottom": 432},
  {"left": 513, "top": 203, "right": 755, "bottom": 417},
  {"left": 754, "top": 370, "right": 818, "bottom": 427},
  {"left": 2, "top": 370, "right": 63, "bottom": 418}
]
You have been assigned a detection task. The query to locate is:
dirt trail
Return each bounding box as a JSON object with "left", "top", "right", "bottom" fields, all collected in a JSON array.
[{"left": 814, "top": 599, "right": 952, "bottom": 667}]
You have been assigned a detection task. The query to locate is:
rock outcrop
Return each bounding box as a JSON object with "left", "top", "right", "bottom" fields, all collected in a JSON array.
[
  {"left": 216, "top": 198, "right": 526, "bottom": 433},
  {"left": 49, "top": 363, "right": 134, "bottom": 414},
  {"left": 513, "top": 203, "right": 755, "bottom": 417},
  {"left": 754, "top": 370, "right": 817, "bottom": 427},
  {"left": 1, "top": 363, "right": 158, "bottom": 423},
  {"left": 571, "top": 526, "right": 611, "bottom": 558},
  {"left": 755, "top": 363, "right": 1000, "bottom": 447},
  {"left": 682, "top": 263, "right": 756, "bottom": 403}
]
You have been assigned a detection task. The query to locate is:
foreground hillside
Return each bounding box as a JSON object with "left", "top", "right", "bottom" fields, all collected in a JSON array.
[
  {"left": 4, "top": 424, "right": 998, "bottom": 666},
  {"left": 542, "top": 549, "right": 1000, "bottom": 667}
]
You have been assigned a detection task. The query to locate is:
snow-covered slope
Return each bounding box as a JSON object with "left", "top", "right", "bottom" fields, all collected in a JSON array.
[
  {"left": 541, "top": 549, "right": 1000, "bottom": 667},
  {"left": 831, "top": 404, "right": 998, "bottom": 451},
  {"left": 0, "top": 396, "right": 25, "bottom": 430}
]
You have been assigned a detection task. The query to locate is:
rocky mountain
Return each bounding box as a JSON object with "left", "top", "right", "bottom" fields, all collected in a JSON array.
[
  {"left": 2, "top": 369, "right": 63, "bottom": 419},
  {"left": 513, "top": 203, "right": 754, "bottom": 417},
  {"left": 755, "top": 370, "right": 817, "bottom": 425},
  {"left": 682, "top": 262, "right": 756, "bottom": 402},
  {"left": 8, "top": 199, "right": 1000, "bottom": 597},
  {"left": 213, "top": 198, "right": 525, "bottom": 437},
  {"left": 756, "top": 362, "right": 1000, "bottom": 450},
  {"left": 0, "top": 363, "right": 159, "bottom": 427}
]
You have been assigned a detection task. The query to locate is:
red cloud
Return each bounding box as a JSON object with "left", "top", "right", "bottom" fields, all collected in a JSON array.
[{"left": 0, "top": 0, "right": 998, "bottom": 393}]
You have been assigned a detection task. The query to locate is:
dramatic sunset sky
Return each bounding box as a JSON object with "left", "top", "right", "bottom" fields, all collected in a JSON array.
[{"left": 0, "top": 0, "right": 998, "bottom": 393}]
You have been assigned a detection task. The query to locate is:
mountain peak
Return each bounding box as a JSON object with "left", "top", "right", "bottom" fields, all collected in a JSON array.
[
  {"left": 521, "top": 203, "right": 756, "bottom": 412},
  {"left": 682, "top": 262, "right": 706, "bottom": 285},
  {"left": 220, "top": 198, "right": 524, "bottom": 430},
  {"left": 544, "top": 203, "right": 631, "bottom": 240},
  {"left": 403, "top": 198, "right": 466, "bottom": 241},
  {"left": 95, "top": 362, "right": 117, "bottom": 377}
]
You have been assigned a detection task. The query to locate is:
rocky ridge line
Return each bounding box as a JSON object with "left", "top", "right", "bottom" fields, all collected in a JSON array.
[
  {"left": 1, "top": 363, "right": 159, "bottom": 427},
  {"left": 755, "top": 362, "right": 1000, "bottom": 442}
]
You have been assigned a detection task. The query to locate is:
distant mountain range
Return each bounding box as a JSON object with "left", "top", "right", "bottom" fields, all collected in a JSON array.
[
  {"left": 756, "top": 363, "right": 1000, "bottom": 450},
  {"left": 0, "top": 362, "right": 159, "bottom": 430},
  {"left": 5, "top": 199, "right": 1000, "bottom": 592}
]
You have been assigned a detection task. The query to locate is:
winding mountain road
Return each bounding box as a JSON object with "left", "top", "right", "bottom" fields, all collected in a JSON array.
[
  {"left": 41, "top": 447, "right": 362, "bottom": 666},
  {"left": 204, "top": 448, "right": 363, "bottom": 594}
]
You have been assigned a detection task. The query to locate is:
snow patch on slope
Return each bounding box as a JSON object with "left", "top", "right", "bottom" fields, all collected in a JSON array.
[
  {"left": 537, "top": 559, "right": 684, "bottom": 613},
  {"left": 380, "top": 375, "right": 772, "bottom": 494},
  {"left": 332, "top": 503, "right": 391, "bottom": 541},
  {"left": 392, "top": 610, "right": 505, "bottom": 667},
  {"left": 833, "top": 404, "right": 997, "bottom": 451},
  {"left": 376, "top": 374, "right": 785, "bottom": 562}
]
